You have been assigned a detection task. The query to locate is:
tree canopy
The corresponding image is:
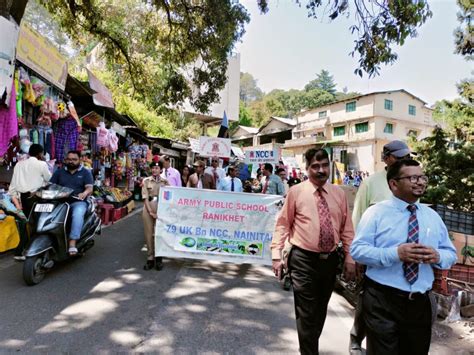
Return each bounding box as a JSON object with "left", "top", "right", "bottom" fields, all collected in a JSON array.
[
  {"left": 239, "top": 72, "right": 264, "bottom": 104},
  {"left": 235, "top": 69, "right": 360, "bottom": 129},
  {"left": 304, "top": 70, "right": 337, "bottom": 94},
  {"left": 33, "top": 0, "right": 250, "bottom": 115}
]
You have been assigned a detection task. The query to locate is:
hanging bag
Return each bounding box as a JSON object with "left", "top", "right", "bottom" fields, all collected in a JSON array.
[
  {"left": 96, "top": 122, "right": 109, "bottom": 147},
  {"left": 108, "top": 129, "right": 119, "bottom": 152}
]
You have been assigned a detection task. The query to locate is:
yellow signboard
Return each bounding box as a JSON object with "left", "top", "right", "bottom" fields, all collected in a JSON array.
[{"left": 16, "top": 24, "right": 68, "bottom": 90}]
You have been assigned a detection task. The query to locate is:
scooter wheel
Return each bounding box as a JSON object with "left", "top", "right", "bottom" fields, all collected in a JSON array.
[{"left": 23, "top": 254, "right": 46, "bottom": 286}]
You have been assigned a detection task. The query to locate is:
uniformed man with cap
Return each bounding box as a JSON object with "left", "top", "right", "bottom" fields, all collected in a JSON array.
[{"left": 142, "top": 160, "right": 169, "bottom": 270}]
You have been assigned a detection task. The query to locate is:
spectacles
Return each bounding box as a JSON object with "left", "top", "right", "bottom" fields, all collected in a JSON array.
[{"left": 394, "top": 175, "right": 428, "bottom": 184}]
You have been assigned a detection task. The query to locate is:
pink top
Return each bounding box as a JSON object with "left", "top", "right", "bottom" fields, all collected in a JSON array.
[
  {"left": 271, "top": 180, "right": 355, "bottom": 263},
  {"left": 0, "top": 84, "right": 18, "bottom": 156}
]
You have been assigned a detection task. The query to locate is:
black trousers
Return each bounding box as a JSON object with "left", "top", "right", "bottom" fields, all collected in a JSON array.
[
  {"left": 289, "top": 246, "right": 338, "bottom": 355},
  {"left": 14, "top": 193, "right": 36, "bottom": 256},
  {"left": 363, "top": 278, "right": 432, "bottom": 355}
]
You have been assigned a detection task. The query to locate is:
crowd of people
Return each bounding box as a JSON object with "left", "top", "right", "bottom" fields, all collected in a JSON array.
[
  {"left": 4, "top": 140, "right": 459, "bottom": 355},
  {"left": 343, "top": 170, "right": 369, "bottom": 187}
]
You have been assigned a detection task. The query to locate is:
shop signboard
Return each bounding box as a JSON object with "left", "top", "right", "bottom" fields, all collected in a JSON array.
[
  {"left": 0, "top": 17, "right": 19, "bottom": 107},
  {"left": 199, "top": 136, "right": 231, "bottom": 158},
  {"left": 188, "top": 138, "right": 200, "bottom": 153},
  {"left": 159, "top": 147, "right": 180, "bottom": 157},
  {"left": 244, "top": 148, "right": 279, "bottom": 165},
  {"left": 87, "top": 69, "right": 114, "bottom": 108},
  {"left": 155, "top": 187, "right": 283, "bottom": 265},
  {"left": 16, "top": 23, "right": 68, "bottom": 90}
]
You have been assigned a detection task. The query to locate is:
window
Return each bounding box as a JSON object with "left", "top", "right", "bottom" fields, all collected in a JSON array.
[
  {"left": 409, "top": 105, "right": 416, "bottom": 116},
  {"left": 355, "top": 122, "right": 369, "bottom": 133},
  {"left": 346, "top": 101, "right": 356, "bottom": 112},
  {"left": 333, "top": 126, "right": 345, "bottom": 136},
  {"left": 318, "top": 111, "right": 327, "bottom": 118},
  {"left": 384, "top": 123, "right": 394, "bottom": 134},
  {"left": 384, "top": 99, "right": 393, "bottom": 111}
]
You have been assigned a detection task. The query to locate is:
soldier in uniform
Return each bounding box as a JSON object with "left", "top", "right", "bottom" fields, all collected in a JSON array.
[{"left": 142, "top": 161, "right": 169, "bottom": 270}]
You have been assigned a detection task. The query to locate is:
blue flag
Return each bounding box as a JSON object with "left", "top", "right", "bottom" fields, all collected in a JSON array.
[{"left": 218, "top": 111, "right": 229, "bottom": 138}]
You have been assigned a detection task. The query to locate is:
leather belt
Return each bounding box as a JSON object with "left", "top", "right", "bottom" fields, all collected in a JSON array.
[
  {"left": 293, "top": 245, "right": 336, "bottom": 260},
  {"left": 365, "top": 276, "right": 427, "bottom": 301}
]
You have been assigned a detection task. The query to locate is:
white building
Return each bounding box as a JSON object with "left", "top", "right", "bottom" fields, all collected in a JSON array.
[
  {"left": 182, "top": 53, "right": 240, "bottom": 126},
  {"left": 283, "top": 90, "right": 437, "bottom": 173}
]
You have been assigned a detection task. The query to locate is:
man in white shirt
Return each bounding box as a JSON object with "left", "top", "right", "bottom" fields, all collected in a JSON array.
[
  {"left": 9, "top": 144, "right": 51, "bottom": 217},
  {"left": 160, "top": 155, "right": 182, "bottom": 187},
  {"left": 9, "top": 144, "right": 51, "bottom": 261},
  {"left": 205, "top": 157, "right": 225, "bottom": 186},
  {"left": 217, "top": 165, "right": 243, "bottom": 192}
]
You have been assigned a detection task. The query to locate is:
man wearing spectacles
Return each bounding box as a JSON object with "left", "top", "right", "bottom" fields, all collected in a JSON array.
[
  {"left": 350, "top": 159, "right": 456, "bottom": 355},
  {"left": 349, "top": 140, "right": 411, "bottom": 354}
]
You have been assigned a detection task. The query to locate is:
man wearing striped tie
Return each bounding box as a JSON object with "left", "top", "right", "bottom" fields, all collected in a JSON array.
[{"left": 350, "top": 159, "right": 457, "bottom": 355}]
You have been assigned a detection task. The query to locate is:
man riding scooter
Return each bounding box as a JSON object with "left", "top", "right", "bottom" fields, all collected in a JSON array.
[{"left": 50, "top": 150, "right": 94, "bottom": 255}]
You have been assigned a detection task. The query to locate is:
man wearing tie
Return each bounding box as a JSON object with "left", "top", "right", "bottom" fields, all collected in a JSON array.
[
  {"left": 217, "top": 165, "right": 242, "bottom": 192},
  {"left": 160, "top": 155, "right": 182, "bottom": 187},
  {"left": 271, "top": 148, "right": 355, "bottom": 354},
  {"left": 351, "top": 159, "right": 456, "bottom": 355},
  {"left": 205, "top": 157, "right": 225, "bottom": 186}
]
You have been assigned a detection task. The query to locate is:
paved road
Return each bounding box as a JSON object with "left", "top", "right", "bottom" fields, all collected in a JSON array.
[{"left": 0, "top": 209, "right": 357, "bottom": 354}]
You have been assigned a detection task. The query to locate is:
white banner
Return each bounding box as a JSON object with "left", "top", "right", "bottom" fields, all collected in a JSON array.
[
  {"left": 199, "top": 136, "right": 231, "bottom": 158},
  {"left": 155, "top": 187, "right": 284, "bottom": 265},
  {"left": 0, "top": 17, "right": 19, "bottom": 106},
  {"left": 245, "top": 148, "right": 279, "bottom": 164}
]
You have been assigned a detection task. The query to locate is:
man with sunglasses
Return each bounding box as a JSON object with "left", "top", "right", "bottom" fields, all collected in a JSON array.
[
  {"left": 205, "top": 157, "right": 225, "bottom": 187},
  {"left": 351, "top": 159, "right": 456, "bottom": 355},
  {"left": 349, "top": 140, "right": 411, "bottom": 354}
]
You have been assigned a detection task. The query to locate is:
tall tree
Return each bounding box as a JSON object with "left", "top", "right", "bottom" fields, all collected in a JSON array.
[
  {"left": 454, "top": 0, "right": 473, "bottom": 60},
  {"left": 5, "top": 0, "right": 250, "bottom": 114},
  {"left": 413, "top": 126, "right": 474, "bottom": 211},
  {"left": 239, "top": 72, "right": 264, "bottom": 104},
  {"left": 304, "top": 70, "right": 337, "bottom": 94},
  {"left": 23, "top": 0, "right": 72, "bottom": 56},
  {"left": 1, "top": 0, "right": 464, "bottom": 90},
  {"left": 259, "top": 0, "right": 433, "bottom": 77}
]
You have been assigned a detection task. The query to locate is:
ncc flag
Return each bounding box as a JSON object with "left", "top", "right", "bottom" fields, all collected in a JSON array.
[{"left": 217, "top": 111, "right": 229, "bottom": 138}]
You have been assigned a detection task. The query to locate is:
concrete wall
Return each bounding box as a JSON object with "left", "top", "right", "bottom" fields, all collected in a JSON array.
[
  {"left": 330, "top": 95, "right": 375, "bottom": 124},
  {"left": 347, "top": 142, "right": 375, "bottom": 173}
]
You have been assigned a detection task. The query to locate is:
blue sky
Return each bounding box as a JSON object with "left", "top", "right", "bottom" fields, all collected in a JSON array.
[{"left": 235, "top": 0, "right": 472, "bottom": 106}]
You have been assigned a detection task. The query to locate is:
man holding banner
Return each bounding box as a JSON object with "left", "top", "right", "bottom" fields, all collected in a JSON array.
[{"left": 272, "top": 148, "right": 355, "bottom": 355}]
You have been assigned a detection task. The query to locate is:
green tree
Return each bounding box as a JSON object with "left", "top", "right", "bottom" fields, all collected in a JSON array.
[
  {"left": 304, "top": 70, "right": 337, "bottom": 94},
  {"left": 259, "top": 0, "right": 433, "bottom": 77},
  {"left": 433, "top": 99, "right": 474, "bottom": 142},
  {"left": 23, "top": 0, "right": 73, "bottom": 56},
  {"left": 240, "top": 72, "right": 264, "bottom": 104},
  {"left": 230, "top": 101, "right": 254, "bottom": 131},
  {"left": 454, "top": 0, "right": 473, "bottom": 60},
  {"left": 19, "top": 0, "right": 250, "bottom": 114},
  {"left": 413, "top": 127, "right": 474, "bottom": 211},
  {"left": 3, "top": 0, "right": 470, "bottom": 80}
]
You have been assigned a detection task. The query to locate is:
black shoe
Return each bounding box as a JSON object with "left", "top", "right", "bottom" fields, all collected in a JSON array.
[
  {"left": 349, "top": 339, "right": 363, "bottom": 355},
  {"left": 155, "top": 257, "right": 163, "bottom": 271},
  {"left": 143, "top": 260, "right": 154, "bottom": 270}
]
